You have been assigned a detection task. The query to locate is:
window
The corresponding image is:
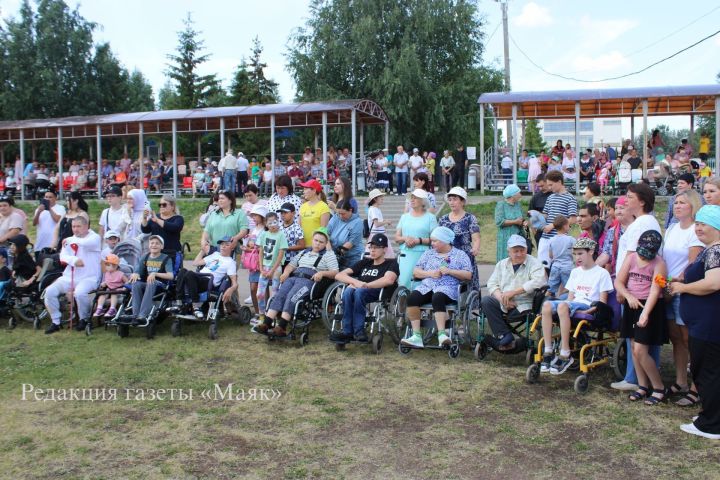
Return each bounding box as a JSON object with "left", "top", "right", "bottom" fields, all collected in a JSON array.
[
  {"left": 603, "top": 119, "right": 621, "bottom": 126},
  {"left": 543, "top": 121, "right": 575, "bottom": 132}
]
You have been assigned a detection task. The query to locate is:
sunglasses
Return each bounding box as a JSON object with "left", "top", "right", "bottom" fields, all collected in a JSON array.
[{"left": 159, "top": 203, "right": 168, "bottom": 207}]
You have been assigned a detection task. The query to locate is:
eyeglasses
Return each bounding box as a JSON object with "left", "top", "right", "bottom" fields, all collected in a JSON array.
[{"left": 159, "top": 203, "right": 168, "bottom": 207}]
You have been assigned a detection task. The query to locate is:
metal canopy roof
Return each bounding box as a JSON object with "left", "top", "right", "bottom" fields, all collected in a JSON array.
[
  {"left": 0, "top": 99, "right": 389, "bottom": 143},
  {"left": 478, "top": 85, "right": 720, "bottom": 119}
]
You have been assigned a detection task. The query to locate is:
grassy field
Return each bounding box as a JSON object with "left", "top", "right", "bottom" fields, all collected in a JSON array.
[{"left": 2, "top": 195, "right": 717, "bottom": 480}]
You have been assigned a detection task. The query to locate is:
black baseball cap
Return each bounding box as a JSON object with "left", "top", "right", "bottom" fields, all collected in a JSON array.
[
  {"left": 104, "top": 186, "right": 122, "bottom": 197},
  {"left": 368, "top": 234, "right": 388, "bottom": 248},
  {"left": 8, "top": 234, "right": 29, "bottom": 248},
  {"left": 277, "top": 202, "right": 296, "bottom": 213}
]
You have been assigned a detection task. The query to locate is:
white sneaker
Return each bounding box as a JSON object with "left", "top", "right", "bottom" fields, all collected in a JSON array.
[
  {"left": 244, "top": 296, "right": 252, "bottom": 305},
  {"left": 249, "top": 316, "right": 259, "bottom": 327},
  {"left": 437, "top": 332, "right": 451, "bottom": 346},
  {"left": 401, "top": 334, "right": 424, "bottom": 348},
  {"left": 610, "top": 380, "right": 639, "bottom": 391},
  {"left": 680, "top": 423, "right": 720, "bottom": 440}
]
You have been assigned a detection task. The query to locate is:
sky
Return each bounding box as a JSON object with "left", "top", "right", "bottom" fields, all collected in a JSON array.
[{"left": 1, "top": 0, "right": 719, "bottom": 133}]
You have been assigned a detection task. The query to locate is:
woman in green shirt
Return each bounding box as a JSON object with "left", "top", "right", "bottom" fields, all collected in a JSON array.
[
  {"left": 201, "top": 190, "right": 249, "bottom": 255},
  {"left": 495, "top": 184, "right": 525, "bottom": 262}
]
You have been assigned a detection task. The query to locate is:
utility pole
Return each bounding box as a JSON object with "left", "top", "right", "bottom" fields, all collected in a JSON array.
[{"left": 498, "top": 0, "right": 512, "bottom": 153}]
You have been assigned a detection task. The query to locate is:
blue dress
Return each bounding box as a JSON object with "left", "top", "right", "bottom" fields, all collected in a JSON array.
[
  {"left": 439, "top": 212, "right": 481, "bottom": 291},
  {"left": 397, "top": 212, "right": 438, "bottom": 289}
]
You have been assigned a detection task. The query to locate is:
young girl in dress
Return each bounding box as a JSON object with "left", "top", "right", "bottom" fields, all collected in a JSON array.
[
  {"left": 241, "top": 205, "right": 267, "bottom": 324},
  {"left": 614, "top": 230, "right": 668, "bottom": 405}
]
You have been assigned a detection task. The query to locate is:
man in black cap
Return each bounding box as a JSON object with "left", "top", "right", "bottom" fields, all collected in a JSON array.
[
  {"left": 329, "top": 233, "right": 399, "bottom": 344},
  {"left": 278, "top": 202, "right": 305, "bottom": 271}
]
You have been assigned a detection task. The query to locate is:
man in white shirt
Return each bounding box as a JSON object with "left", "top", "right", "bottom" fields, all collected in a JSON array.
[
  {"left": 44, "top": 216, "right": 102, "bottom": 334},
  {"left": 237, "top": 152, "right": 249, "bottom": 193},
  {"left": 220, "top": 149, "right": 238, "bottom": 194},
  {"left": 409, "top": 148, "right": 424, "bottom": 178},
  {"left": 500, "top": 151, "right": 513, "bottom": 185},
  {"left": 393, "top": 146, "right": 409, "bottom": 196},
  {"left": 98, "top": 186, "right": 130, "bottom": 243},
  {"left": 33, "top": 190, "right": 65, "bottom": 252}
]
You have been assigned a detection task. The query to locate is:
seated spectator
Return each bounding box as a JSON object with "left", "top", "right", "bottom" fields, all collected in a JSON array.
[
  {"left": 127, "top": 236, "right": 174, "bottom": 324},
  {"left": 481, "top": 234, "right": 546, "bottom": 350},
  {"left": 399, "top": 226, "right": 473, "bottom": 348}
]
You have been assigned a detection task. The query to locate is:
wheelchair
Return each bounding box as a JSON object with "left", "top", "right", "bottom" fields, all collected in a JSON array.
[
  {"left": 472, "top": 287, "right": 548, "bottom": 365},
  {"left": 265, "top": 277, "right": 334, "bottom": 346},
  {"left": 525, "top": 292, "right": 627, "bottom": 394},
  {"left": 169, "top": 273, "right": 240, "bottom": 340},
  {"left": 395, "top": 282, "right": 478, "bottom": 359},
  {"left": 321, "top": 280, "right": 397, "bottom": 354}
]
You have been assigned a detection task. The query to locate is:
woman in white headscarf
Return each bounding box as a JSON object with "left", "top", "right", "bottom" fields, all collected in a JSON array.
[{"left": 124, "top": 189, "right": 149, "bottom": 240}]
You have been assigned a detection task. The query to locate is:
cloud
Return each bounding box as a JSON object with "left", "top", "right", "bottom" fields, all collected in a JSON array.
[
  {"left": 578, "top": 15, "right": 638, "bottom": 44},
  {"left": 571, "top": 51, "right": 631, "bottom": 73},
  {"left": 513, "top": 2, "right": 553, "bottom": 28},
  {"left": 715, "top": 35, "right": 720, "bottom": 46}
]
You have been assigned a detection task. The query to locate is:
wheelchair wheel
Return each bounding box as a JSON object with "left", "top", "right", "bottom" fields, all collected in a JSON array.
[
  {"left": 171, "top": 320, "right": 181, "bottom": 337},
  {"left": 474, "top": 341, "right": 488, "bottom": 361},
  {"left": 300, "top": 332, "right": 309, "bottom": 346},
  {"left": 7, "top": 316, "right": 16, "bottom": 329},
  {"left": 612, "top": 338, "right": 628, "bottom": 380},
  {"left": 525, "top": 348, "right": 534, "bottom": 366},
  {"left": 385, "top": 286, "right": 410, "bottom": 345},
  {"left": 146, "top": 321, "right": 156, "bottom": 340},
  {"left": 33, "top": 317, "right": 41, "bottom": 330},
  {"left": 398, "top": 343, "right": 412, "bottom": 355},
  {"left": 462, "top": 291, "right": 481, "bottom": 346},
  {"left": 448, "top": 344, "right": 460, "bottom": 359},
  {"left": 208, "top": 322, "right": 218, "bottom": 340},
  {"left": 13, "top": 304, "right": 39, "bottom": 325},
  {"left": 372, "top": 334, "right": 383, "bottom": 354},
  {"left": 117, "top": 324, "right": 129, "bottom": 338},
  {"left": 574, "top": 374, "right": 589, "bottom": 394},
  {"left": 526, "top": 363, "right": 540, "bottom": 384},
  {"left": 321, "top": 281, "right": 344, "bottom": 332},
  {"left": 85, "top": 321, "right": 92, "bottom": 336},
  {"left": 238, "top": 306, "right": 253, "bottom": 325}
]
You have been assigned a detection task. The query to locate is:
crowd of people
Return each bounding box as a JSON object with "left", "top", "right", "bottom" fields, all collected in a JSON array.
[{"left": 0, "top": 139, "right": 719, "bottom": 441}]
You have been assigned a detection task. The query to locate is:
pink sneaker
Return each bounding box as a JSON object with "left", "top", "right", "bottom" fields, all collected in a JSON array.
[
  {"left": 94, "top": 307, "right": 106, "bottom": 317},
  {"left": 104, "top": 308, "right": 117, "bottom": 318}
]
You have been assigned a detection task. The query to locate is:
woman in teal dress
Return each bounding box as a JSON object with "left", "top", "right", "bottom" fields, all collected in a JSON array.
[
  {"left": 495, "top": 184, "right": 525, "bottom": 261},
  {"left": 395, "top": 189, "right": 438, "bottom": 289}
]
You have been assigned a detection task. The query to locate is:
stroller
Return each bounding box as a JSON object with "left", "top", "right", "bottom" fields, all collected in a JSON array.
[
  {"left": 653, "top": 159, "right": 677, "bottom": 196},
  {"left": 93, "top": 239, "right": 142, "bottom": 335}
]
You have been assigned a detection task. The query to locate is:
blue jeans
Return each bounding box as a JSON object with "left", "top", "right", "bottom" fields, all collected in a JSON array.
[
  {"left": 396, "top": 172, "right": 408, "bottom": 195},
  {"left": 341, "top": 287, "right": 380, "bottom": 336},
  {"left": 223, "top": 169, "right": 237, "bottom": 194}
]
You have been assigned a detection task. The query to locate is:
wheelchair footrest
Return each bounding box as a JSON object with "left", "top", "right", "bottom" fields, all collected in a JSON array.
[{"left": 483, "top": 335, "right": 528, "bottom": 354}]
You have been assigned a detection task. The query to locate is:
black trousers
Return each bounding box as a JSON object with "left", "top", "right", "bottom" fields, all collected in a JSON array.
[
  {"left": 176, "top": 269, "right": 211, "bottom": 303},
  {"left": 237, "top": 171, "right": 249, "bottom": 193},
  {"left": 454, "top": 166, "right": 465, "bottom": 188},
  {"left": 407, "top": 290, "right": 453, "bottom": 312},
  {"left": 689, "top": 336, "right": 720, "bottom": 434},
  {"left": 480, "top": 295, "right": 525, "bottom": 337}
]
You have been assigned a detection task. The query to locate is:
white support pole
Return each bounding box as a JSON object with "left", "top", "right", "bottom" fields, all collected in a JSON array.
[
  {"left": 322, "top": 112, "right": 328, "bottom": 185},
  {"left": 19, "top": 130, "right": 25, "bottom": 200},
  {"left": 575, "top": 102, "right": 581, "bottom": 194},
  {"left": 96, "top": 126, "right": 103, "bottom": 199},
  {"left": 220, "top": 118, "right": 226, "bottom": 158},
  {"left": 270, "top": 114, "right": 276, "bottom": 194},
  {"left": 172, "top": 120, "right": 178, "bottom": 198},
  {"left": 511, "top": 104, "right": 518, "bottom": 185},
  {"left": 57, "top": 128, "right": 63, "bottom": 199},
  {"left": 138, "top": 123, "right": 144, "bottom": 190},
  {"left": 351, "top": 109, "right": 357, "bottom": 196},
  {"left": 479, "top": 104, "right": 485, "bottom": 194},
  {"left": 715, "top": 97, "right": 720, "bottom": 173},
  {"left": 642, "top": 100, "right": 648, "bottom": 179},
  {"left": 384, "top": 121, "right": 389, "bottom": 151},
  {"left": 313, "top": 129, "right": 318, "bottom": 151},
  {"left": 359, "top": 121, "right": 364, "bottom": 189}
]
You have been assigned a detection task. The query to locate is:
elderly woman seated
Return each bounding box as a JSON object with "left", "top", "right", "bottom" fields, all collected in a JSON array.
[
  {"left": 400, "top": 226, "right": 473, "bottom": 348},
  {"left": 252, "top": 227, "right": 339, "bottom": 338}
]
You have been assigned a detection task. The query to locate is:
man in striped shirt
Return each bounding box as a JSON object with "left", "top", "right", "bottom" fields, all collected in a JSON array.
[{"left": 537, "top": 170, "right": 578, "bottom": 266}]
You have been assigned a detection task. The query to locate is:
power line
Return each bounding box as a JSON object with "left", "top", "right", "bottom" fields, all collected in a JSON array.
[
  {"left": 486, "top": 21, "right": 501, "bottom": 43},
  {"left": 510, "top": 28, "right": 720, "bottom": 83}
]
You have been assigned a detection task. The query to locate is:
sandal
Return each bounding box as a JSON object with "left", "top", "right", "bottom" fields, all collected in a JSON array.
[
  {"left": 628, "top": 386, "right": 649, "bottom": 402},
  {"left": 675, "top": 390, "right": 700, "bottom": 407},
  {"left": 644, "top": 388, "right": 668, "bottom": 406},
  {"left": 669, "top": 383, "right": 688, "bottom": 395}
]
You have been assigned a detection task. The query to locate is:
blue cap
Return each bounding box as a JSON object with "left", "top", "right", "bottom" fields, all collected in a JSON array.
[{"left": 217, "top": 236, "right": 233, "bottom": 245}]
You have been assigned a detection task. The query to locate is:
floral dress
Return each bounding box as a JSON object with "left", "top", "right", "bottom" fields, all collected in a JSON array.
[
  {"left": 494, "top": 200, "right": 523, "bottom": 262},
  {"left": 439, "top": 212, "right": 480, "bottom": 290}
]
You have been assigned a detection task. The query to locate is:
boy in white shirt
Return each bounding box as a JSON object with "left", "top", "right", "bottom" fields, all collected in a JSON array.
[{"left": 540, "top": 237, "right": 614, "bottom": 374}]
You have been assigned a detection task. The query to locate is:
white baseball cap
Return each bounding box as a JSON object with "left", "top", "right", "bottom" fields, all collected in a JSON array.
[
  {"left": 446, "top": 186, "right": 468, "bottom": 200},
  {"left": 410, "top": 188, "right": 429, "bottom": 199}
]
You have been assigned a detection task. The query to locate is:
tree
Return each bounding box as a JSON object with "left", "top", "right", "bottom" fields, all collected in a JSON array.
[
  {"left": 523, "top": 119, "right": 546, "bottom": 154},
  {"left": 125, "top": 70, "right": 155, "bottom": 112},
  {"left": 287, "top": 0, "right": 503, "bottom": 150},
  {"left": 164, "top": 13, "right": 221, "bottom": 109},
  {"left": 246, "top": 37, "right": 280, "bottom": 104}
]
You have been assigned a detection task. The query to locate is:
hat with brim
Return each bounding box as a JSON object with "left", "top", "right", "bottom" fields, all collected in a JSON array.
[
  {"left": 446, "top": 186, "right": 467, "bottom": 201},
  {"left": 636, "top": 230, "right": 662, "bottom": 260},
  {"left": 250, "top": 205, "right": 269, "bottom": 218},
  {"left": 368, "top": 233, "right": 389, "bottom": 248},
  {"left": 299, "top": 179, "right": 323, "bottom": 193},
  {"left": 104, "top": 254, "right": 120, "bottom": 266},
  {"left": 367, "top": 189, "right": 386, "bottom": 203},
  {"left": 573, "top": 237, "right": 597, "bottom": 251},
  {"left": 313, "top": 227, "right": 329, "bottom": 239},
  {"left": 410, "top": 188, "right": 428, "bottom": 199},
  {"left": 217, "top": 236, "right": 233, "bottom": 245},
  {"left": 148, "top": 235, "right": 164, "bottom": 246},
  {"left": 507, "top": 234, "right": 527, "bottom": 249},
  {"left": 104, "top": 230, "right": 120, "bottom": 240}
]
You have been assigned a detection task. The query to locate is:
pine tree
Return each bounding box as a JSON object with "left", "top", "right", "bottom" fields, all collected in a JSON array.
[{"left": 523, "top": 119, "right": 546, "bottom": 154}]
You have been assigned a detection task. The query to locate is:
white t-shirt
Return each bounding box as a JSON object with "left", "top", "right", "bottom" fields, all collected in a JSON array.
[
  {"left": 367, "top": 205, "right": 385, "bottom": 235},
  {"left": 500, "top": 155, "right": 512, "bottom": 169},
  {"left": 409, "top": 155, "right": 424, "bottom": 172},
  {"left": 200, "top": 252, "right": 237, "bottom": 286},
  {"left": 34, "top": 204, "right": 66, "bottom": 251},
  {"left": 99, "top": 206, "right": 128, "bottom": 240},
  {"left": 441, "top": 156, "right": 455, "bottom": 170},
  {"left": 262, "top": 169, "right": 273, "bottom": 182},
  {"left": 562, "top": 157, "right": 577, "bottom": 180},
  {"left": 661, "top": 222, "right": 704, "bottom": 278},
  {"left": 565, "top": 265, "right": 614, "bottom": 306},
  {"left": 616, "top": 214, "right": 661, "bottom": 274}
]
